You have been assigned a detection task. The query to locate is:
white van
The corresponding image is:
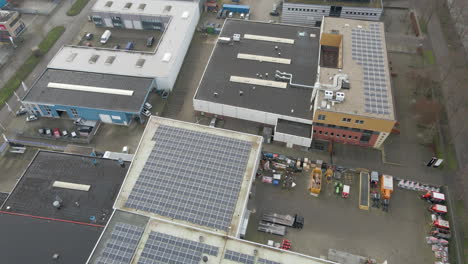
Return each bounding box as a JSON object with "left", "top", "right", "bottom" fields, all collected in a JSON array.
[{"left": 100, "top": 30, "right": 111, "bottom": 44}]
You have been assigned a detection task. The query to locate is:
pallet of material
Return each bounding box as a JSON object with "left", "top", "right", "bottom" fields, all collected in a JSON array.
[
  {"left": 258, "top": 221, "right": 286, "bottom": 236},
  {"left": 262, "top": 213, "right": 295, "bottom": 227}
]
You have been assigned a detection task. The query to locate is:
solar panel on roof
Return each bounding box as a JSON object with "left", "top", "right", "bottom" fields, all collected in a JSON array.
[
  {"left": 351, "top": 25, "right": 389, "bottom": 115},
  {"left": 259, "top": 258, "right": 282, "bottom": 264},
  {"left": 137, "top": 232, "right": 219, "bottom": 264},
  {"left": 96, "top": 223, "right": 144, "bottom": 264},
  {"left": 224, "top": 250, "right": 255, "bottom": 264},
  {"left": 125, "top": 125, "right": 252, "bottom": 231}
]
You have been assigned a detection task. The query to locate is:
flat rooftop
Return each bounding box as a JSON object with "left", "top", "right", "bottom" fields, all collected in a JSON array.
[
  {"left": 114, "top": 117, "right": 262, "bottom": 236},
  {"left": 195, "top": 19, "right": 320, "bottom": 121},
  {"left": 0, "top": 212, "right": 102, "bottom": 264},
  {"left": 48, "top": 0, "right": 199, "bottom": 80},
  {"left": 88, "top": 210, "right": 332, "bottom": 264},
  {"left": 285, "top": 0, "right": 382, "bottom": 8},
  {"left": 1, "top": 151, "right": 129, "bottom": 225},
  {"left": 0, "top": 10, "right": 15, "bottom": 22},
  {"left": 316, "top": 17, "right": 395, "bottom": 120},
  {"left": 22, "top": 69, "right": 153, "bottom": 113},
  {"left": 276, "top": 119, "right": 312, "bottom": 138}
]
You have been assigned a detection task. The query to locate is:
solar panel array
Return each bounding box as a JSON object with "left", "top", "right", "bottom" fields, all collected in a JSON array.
[
  {"left": 125, "top": 125, "right": 252, "bottom": 231},
  {"left": 138, "top": 232, "right": 219, "bottom": 264},
  {"left": 96, "top": 223, "right": 144, "bottom": 264},
  {"left": 259, "top": 258, "right": 282, "bottom": 264},
  {"left": 351, "top": 23, "right": 391, "bottom": 115},
  {"left": 224, "top": 250, "right": 255, "bottom": 264}
]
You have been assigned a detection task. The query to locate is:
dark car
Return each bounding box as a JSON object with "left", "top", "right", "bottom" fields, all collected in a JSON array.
[
  {"left": 85, "top": 33, "right": 94, "bottom": 40},
  {"left": 270, "top": 10, "right": 280, "bottom": 16},
  {"left": 146, "top": 36, "right": 155, "bottom": 47},
  {"left": 113, "top": 44, "right": 121, "bottom": 49},
  {"left": 125, "top": 41, "right": 134, "bottom": 50}
]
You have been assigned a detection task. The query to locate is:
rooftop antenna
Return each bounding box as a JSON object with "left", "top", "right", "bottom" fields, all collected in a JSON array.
[
  {"left": 52, "top": 200, "right": 62, "bottom": 210},
  {"left": 213, "top": 92, "right": 218, "bottom": 97},
  {"left": 275, "top": 45, "right": 278, "bottom": 50},
  {"left": 278, "top": 52, "right": 281, "bottom": 57},
  {"left": 239, "top": 91, "right": 244, "bottom": 96},
  {"left": 291, "top": 109, "right": 294, "bottom": 113}
]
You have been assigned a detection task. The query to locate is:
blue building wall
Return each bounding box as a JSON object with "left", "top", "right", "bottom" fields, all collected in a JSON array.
[{"left": 36, "top": 104, "right": 137, "bottom": 125}]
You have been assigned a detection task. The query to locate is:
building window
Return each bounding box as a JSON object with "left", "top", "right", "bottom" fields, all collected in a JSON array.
[
  {"left": 70, "top": 108, "right": 79, "bottom": 118},
  {"left": 325, "top": 132, "right": 328, "bottom": 135},
  {"left": 342, "top": 117, "right": 351, "bottom": 122},
  {"left": 331, "top": 132, "right": 334, "bottom": 136},
  {"left": 318, "top": 114, "right": 326, "bottom": 120},
  {"left": 348, "top": 135, "right": 352, "bottom": 139},
  {"left": 288, "top": 8, "right": 291, "bottom": 10},
  {"left": 319, "top": 131, "right": 322, "bottom": 134},
  {"left": 354, "top": 136, "right": 358, "bottom": 139},
  {"left": 342, "top": 134, "right": 346, "bottom": 138},
  {"left": 355, "top": 120, "right": 364, "bottom": 124},
  {"left": 336, "top": 134, "right": 340, "bottom": 137},
  {"left": 322, "top": 10, "right": 325, "bottom": 12},
  {"left": 313, "top": 130, "right": 317, "bottom": 133}
]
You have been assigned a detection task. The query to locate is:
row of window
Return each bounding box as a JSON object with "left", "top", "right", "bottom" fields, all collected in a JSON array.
[
  {"left": 287, "top": 8, "right": 326, "bottom": 13},
  {"left": 317, "top": 114, "right": 365, "bottom": 124},
  {"left": 314, "top": 130, "right": 359, "bottom": 140},
  {"left": 344, "top": 11, "right": 378, "bottom": 16},
  {"left": 314, "top": 122, "right": 374, "bottom": 134}
]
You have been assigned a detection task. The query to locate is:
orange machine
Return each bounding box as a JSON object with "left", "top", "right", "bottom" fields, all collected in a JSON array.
[
  {"left": 309, "top": 167, "right": 322, "bottom": 197},
  {"left": 380, "top": 175, "right": 394, "bottom": 200}
]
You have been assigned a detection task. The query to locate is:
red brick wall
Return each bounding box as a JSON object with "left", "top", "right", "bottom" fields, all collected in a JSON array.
[{"left": 312, "top": 126, "right": 379, "bottom": 147}]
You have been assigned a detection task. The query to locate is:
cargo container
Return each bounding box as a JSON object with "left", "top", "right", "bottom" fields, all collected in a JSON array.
[{"left": 222, "top": 4, "right": 250, "bottom": 13}]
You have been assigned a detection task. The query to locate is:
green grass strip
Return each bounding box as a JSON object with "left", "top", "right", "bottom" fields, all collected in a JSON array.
[
  {"left": 0, "top": 26, "right": 65, "bottom": 107},
  {"left": 66, "top": 0, "right": 90, "bottom": 16}
]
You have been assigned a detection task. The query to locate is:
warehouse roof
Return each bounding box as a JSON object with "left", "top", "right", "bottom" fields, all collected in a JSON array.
[
  {"left": 276, "top": 119, "right": 312, "bottom": 138},
  {"left": 316, "top": 17, "right": 395, "bottom": 120},
  {"left": 22, "top": 69, "right": 153, "bottom": 113},
  {"left": 2, "top": 151, "right": 129, "bottom": 225},
  {"left": 114, "top": 117, "right": 262, "bottom": 237},
  {"left": 0, "top": 212, "right": 102, "bottom": 264},
  {"left": 194, "top": 20, "right": 320, "bottom": 121},
  {"left": 87, "top": 210, "right": 334, "bottom": 264},
  {"left": 285, "top": 0, "right": 382, "bottom": 9},
  {"left": 47, "top": 0, "right": 199, "bottom": 80}
]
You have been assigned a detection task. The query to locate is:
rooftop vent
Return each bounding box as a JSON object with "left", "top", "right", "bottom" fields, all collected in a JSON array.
[
  {"left": 66, "top": 53, "right": 77, "bottom": 62},
  {"left": 135, "top": 58, "right": 145, "bottom": 68},
  {"left": 105, "top": 1, "right": 113, "bottom": 7},
  {"left": 310, "top": 33, "right": 316, "bottom": 38},
  {"left": 324, "top": 90, "right": 334, "bottom": 100},
  {"left": 163, "top": 5, "right": 172, "bottom": 13},
  {"left": 162, "top": 52, "right": 172, "bottom": 62},
  {"left": 138, "top": 3, "right": 146, "bottom": 11},
  {"left": 89, "top": 54, "right": 100, "bottom": 64},
  {"left": 181, "top": 11, "right": 189, "bottom": 19},
  {"left": 124, "top": 2, "right": 132, "bottom": 9},
  {"left": 357, "top": 25, "right": 363, "bottom": 29},
  {"left": 105, "top": 55, "right": 116, "bottom": 65},
  {"left": 233, "top": 34, "right": 241, "bottom": 41},
  {"left": 331, "top": 29, "right": 340, "bottom": 34},
  {"left": 336, "top": 92, "right": 345, "bottom": 102}
]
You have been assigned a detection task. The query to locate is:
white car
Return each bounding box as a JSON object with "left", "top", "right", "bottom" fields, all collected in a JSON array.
[
  {"left": 228, "top": 12, "right": 233, "bottom": 18},
  {"left": 141, "top": 109, "right": 151, "bottom": 117},
  {"left": 26, "top": 114, "right": 38, "bottom": 122},
  {"left": 240, "top": 13, "right": 245, "bottom": 19},
  {"left": 209, "top": 117, "right": 216, "bottom": 127},
  {"left": 144, "top": 102, "right": 152, "bottom": 110}
]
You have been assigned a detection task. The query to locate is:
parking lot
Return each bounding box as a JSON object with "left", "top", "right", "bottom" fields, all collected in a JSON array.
[{"left": 75, "top": 21, "right": 162, "bottom": 52}]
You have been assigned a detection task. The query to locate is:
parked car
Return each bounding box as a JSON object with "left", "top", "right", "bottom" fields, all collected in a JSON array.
[
  {"left": 45, "top": 128, "right": 52, "bottom": 136},
  {"left": 26, "top": 114, "right": 38, "bottom": 122},
  {"left": 125, "top": 41, "right": 134, "bottom": 50},
  {"left": 141, "top": 109, "right": 151, "bottom": 117},
  {"left": 62, "top": 130, "right": 69, "bottom": 137},
  {"left": 113, "top": 44, "right": 121, "bottom": 49},
  {"left": 161, "top": 91, "right": 169, "bottom": 99},
  {"left": 71, "top": 131, "right": 78, "bottom": 138},
  {"left": 85, "top": 33, "right": 94, "bottom": 40},
  {"left": 245, "top": 13, "right": 250, "bottom": 20},
  {"left": 38, "top": 128, "right": 45, "bottom": 135},
  {"left": 270, "top": 10, "right": 280, "bottom": 16},
  {"left": 240, "top": 13, "right": 245, "bottom": 19},
  {"left": 53, "top": 128, "right": 61, "bottom": 138},
  {"left": 100, "top": 30, "right": 112, "bottom": 44},
  {"left": 146, "top": 36, "right": 155, "bottom": 47},
  {"left": 144, "top": 102, "right": 152, "bottom": 110},
  {"left": 222, "top": 10, "right": 228, "bottom": 19},
  {"left": 209, "top": 117, "right": 217, "bottom": 127},
  {"left": 228, "top": 12, "right": 233, "bottom": 18},
  {"left": 15, "top": 107, "right": 27, "bottom": 116}
]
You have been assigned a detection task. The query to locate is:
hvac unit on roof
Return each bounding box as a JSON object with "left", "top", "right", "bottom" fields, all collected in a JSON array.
[
  {"left": 233, "top": 34, "right": 241, "bottom": 42},
  {"left": 335, "top": 92, "right": 345, "bottom": 102},
  {"left": 162, "top": 52, "right": 172, "bottom": 62},
  {"left": 181, "top": 11, "right": 189, "bottom": 19},
  {"left": 324, "top": 90, "right": 334, "bottom": 100}
]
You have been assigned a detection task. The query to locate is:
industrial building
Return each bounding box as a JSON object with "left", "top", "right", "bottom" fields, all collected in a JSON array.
[
  {"left": 0, "top": 151, "right": 129, "bottom": 264},
  {"left": 85, "top": 116, "right": 332, "bottom": 264},
  {"left": 0, "top": 10, "right": 25, "bottom": 42},
  {"left": 281, "top": 0, "right": 383, "bottom": 26},
  {"left": 47, "top": 0, "right": 200, "bottom": 91},
  {"left": 312, "top": 17, "right": 395, "bottom": 148},
  {"left": 21, "top": 68, "right": 155, "bottom": 124},
  {"left": 194, "top": 20, "right": 320, "bottom": 148},
  {"left": 194, "top": 18, "right": 395, "bottom": 149}
]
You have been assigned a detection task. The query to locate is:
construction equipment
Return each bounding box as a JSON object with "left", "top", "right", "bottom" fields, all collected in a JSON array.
[
  {"left": 325, "top": 167, "right": 333, "bottom": 183},
  {"left": 359, "top": 171, "right": 370, "bottom": 210},
  {"left": 257, "top": 221, "right": 286, "bottom": 236},
  {"left": 309, "top": 167, "right": 322, "bottom": 197},
  {"left": 422, "top": 191, "right": 445, "bottom": 204},
  {"left": 381, "top": 175, "right": 394, "bottom": 200},
  {"left": 429, "top": 204, "right": 448, "bottom": 215}
]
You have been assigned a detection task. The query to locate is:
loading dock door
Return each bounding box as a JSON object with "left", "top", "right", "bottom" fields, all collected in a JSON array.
[{"left": 99, "top": 114, "right": 112, "bottom": 123}]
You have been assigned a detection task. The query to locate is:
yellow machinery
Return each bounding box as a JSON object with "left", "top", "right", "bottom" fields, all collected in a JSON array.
[{"left": 309, "top": 167, "right": 322, "bottom": 197}]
